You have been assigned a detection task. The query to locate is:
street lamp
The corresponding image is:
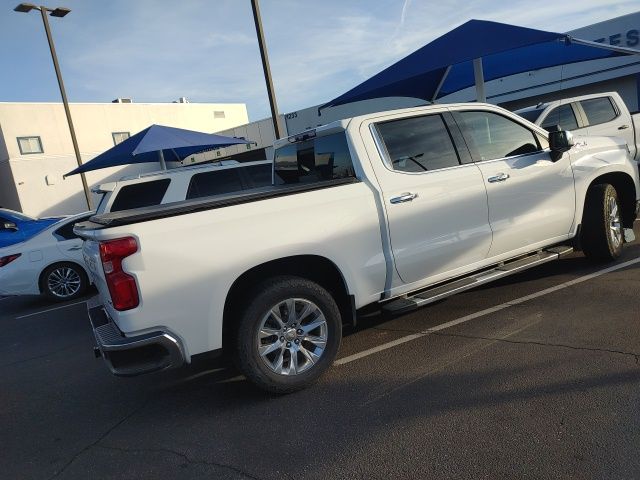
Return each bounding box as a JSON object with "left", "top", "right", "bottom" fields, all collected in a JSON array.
[
  {"left": 14, "top": 3, "right": 93, "bottom": 210},
  {"left": 250, "top": 0, "right": 284, "bottom": 140}
]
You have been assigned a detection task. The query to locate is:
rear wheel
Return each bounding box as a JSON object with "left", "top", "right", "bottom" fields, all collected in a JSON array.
[
  {"left": 581, "top": 183, "right": 624, "bottom": 262},
  {"left": 41, "top": 262, "right": 88, "bottom": 302},
  {"left": 233, "top": 276, "right": 342, "bottom": 393}
]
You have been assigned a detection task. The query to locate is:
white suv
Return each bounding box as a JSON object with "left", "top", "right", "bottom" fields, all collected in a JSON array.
[{"left": 94, "top": 160, "right": 272, "bottom": 214}]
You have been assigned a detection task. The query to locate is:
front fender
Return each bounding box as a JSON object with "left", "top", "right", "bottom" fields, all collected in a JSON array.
[{"left": 570, "top": 136, "right": 640, "bottom": 234}]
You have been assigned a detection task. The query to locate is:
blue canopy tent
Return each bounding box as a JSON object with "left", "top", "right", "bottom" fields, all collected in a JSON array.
[
  {"left": 320, "top": 19, "right": 640, "bottom": 110},
  {"left": 65, "top": 124, "right": 250, "bottom": 176}
]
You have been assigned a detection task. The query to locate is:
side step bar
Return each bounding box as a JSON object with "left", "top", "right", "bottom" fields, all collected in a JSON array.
[{"left": 382, "top": 246, "right": 573, "bottom": 316}]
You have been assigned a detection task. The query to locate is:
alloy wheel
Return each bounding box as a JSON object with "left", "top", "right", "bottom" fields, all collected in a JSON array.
[
  {"left": 256, "top": 298, "right": 328, "bottom": 375},
  {"left": 608, "top": 195, "right": 622, "bottom": 249},
  {"left": 47, "top": 267, "right": 82, "bottom": 299}
]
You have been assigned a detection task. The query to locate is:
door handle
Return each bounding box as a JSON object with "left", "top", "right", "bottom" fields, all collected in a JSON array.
[
  {"left": 390, "top": 192, "right": 418, "bottom": 204},
  {"left": 67, "top": 246, "right": 82, "bottom": 251},
  {"left": 487, "top": 173, "right": 510, "bottom": 183},
  {"left": 618, "top": 124, "right": 629, "bottom": 130}
]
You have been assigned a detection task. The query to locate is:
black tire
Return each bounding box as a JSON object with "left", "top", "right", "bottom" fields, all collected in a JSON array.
[
  {"left": 41, "top": 262, "right": 89, "bottom": 302},
  {"left": 233, "top": 276, "right": 342, "bottom": 394},
  {"left": 581, "top": 183, "right": 624, "bottom": 262}
]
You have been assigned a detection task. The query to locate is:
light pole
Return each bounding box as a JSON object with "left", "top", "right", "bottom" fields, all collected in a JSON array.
[
  {"left": 14, "top": 3, "right": 93, "bottom": 210},
  {"left": 250, "top": 0, "right": 284, "bottom": 139}
]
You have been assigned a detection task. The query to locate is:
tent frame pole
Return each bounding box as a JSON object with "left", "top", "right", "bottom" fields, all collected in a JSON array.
[
  {"left": 431, "top": 65, "right": 452, "bottom": 102},
  {"left": 473, "top": 57, "right": 486, "bottom": 102},
  {"left": 158, "top": 150, "right": 167, "bottom": 170}
]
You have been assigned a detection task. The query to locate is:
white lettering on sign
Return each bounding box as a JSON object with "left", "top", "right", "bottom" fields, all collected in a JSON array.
[{"left": 593, "top": 29, "right": 639, "bottom": 47}]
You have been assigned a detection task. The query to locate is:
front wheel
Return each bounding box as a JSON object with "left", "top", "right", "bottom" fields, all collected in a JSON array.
[
  {"left": 581, "top": 183, "right": 624, "bottom": 262},
  {"left": 233, "top": 276, "right": 342, "bottom": 394}
]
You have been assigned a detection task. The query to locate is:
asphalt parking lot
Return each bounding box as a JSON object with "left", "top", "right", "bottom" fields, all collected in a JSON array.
[{"left": 2, "top": 222, "right": 639, "bottom": 480}]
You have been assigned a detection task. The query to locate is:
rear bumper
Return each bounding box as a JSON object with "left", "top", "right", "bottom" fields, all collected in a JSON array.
[{"left": 89, "top": 305, "right": 185, "bottom": 376}]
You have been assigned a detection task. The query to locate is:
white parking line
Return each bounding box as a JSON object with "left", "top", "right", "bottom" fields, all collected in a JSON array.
[
  {"left": 336, "top": 256, "right": 640, "bottom": 366},
  {"left": 16, "top": 300, "right": 87, "bottom": 320}
]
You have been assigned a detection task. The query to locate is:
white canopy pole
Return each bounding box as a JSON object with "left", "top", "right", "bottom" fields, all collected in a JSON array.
[
  {"left": 568, "top": 37, "right": 640, "bottom": 56},
  {"left": 431, "top": 65, "right": 452, "bottom": 102},
  {"left": 473, "top": 57, "right": 486, "bottom": 103},
  {"left": 158, "top": 150, "right": 167, "bottom": 170}
]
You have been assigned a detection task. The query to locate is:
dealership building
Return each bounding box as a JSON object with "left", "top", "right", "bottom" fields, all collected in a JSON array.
[{"left": 1, "top": 11, "right": 638, "bottom": 216}]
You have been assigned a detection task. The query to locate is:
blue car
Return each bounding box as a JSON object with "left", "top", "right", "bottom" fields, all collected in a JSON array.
[{"left": 0, "top": 208, "right": 63, "bottom": 248}]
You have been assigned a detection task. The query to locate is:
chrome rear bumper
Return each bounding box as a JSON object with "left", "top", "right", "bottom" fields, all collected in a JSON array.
[{"left": 89, "top": 305, "right": 185, "bottom": 376}]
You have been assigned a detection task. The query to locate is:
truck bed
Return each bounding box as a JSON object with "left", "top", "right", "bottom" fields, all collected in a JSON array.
[{"left": 76, "top": 177, "right": 359, "bottom": 231}]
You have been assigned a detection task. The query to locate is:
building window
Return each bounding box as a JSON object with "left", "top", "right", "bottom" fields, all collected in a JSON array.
[
  {"left": 112, "top": 131, "right": 130, "bottom": 145},
  {"left": 214, "top": 110, "right": 226, "bottom": 119},
  {"left": 17, "top": 136, "right": 43, "bottom": 155}
]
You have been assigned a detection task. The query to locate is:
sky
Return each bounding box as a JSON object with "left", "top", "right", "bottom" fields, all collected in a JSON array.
[{"left": 0, "top": 0, "right": 638, "bottom": 121}]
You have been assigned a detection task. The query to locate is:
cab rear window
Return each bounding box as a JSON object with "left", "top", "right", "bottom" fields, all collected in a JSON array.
[{"left": 274, "top": 133, "right": 355, "bottom": 185}]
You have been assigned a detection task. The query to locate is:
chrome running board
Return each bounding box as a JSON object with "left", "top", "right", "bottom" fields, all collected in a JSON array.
[{"left": 382, "top": 246, "right": 573, "bottom": 316}]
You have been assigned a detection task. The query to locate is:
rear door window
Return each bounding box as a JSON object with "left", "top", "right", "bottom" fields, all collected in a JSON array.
[
  {"left": 541, "top": 104, "right": 579, "bottom": 132},
  {"left": 110, "top": 179, "right": 171, "bottom": 212},
  {"left": 376, "top": 114, "right": 461, "bottom": 172},
  {"left": 54, "top": 215, "right": 92, "bottom": 240},
  {"left": 186, "top": 169, "right": 244, "bottom": 199},
  {"left": 580, "top": 97, "right": 618, "bottom": 126}
]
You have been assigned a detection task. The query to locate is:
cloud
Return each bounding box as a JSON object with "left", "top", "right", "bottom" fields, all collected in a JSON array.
[{"left": 1, "top": 0, "right": 638, "bottom": 120}]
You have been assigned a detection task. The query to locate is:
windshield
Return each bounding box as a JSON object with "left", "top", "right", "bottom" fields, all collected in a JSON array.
[{"left": 515, "top": 108, "right": 544, "bottom": 123}]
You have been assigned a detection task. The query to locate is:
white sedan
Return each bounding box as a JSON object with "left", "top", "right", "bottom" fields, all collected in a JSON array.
[{"left": 0, "top": 211, "right": 94, "bottom": 301}]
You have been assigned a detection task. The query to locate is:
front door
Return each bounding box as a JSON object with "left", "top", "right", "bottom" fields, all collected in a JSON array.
[
  {"left": 452, "top": 109, "right": 575, "bottom": 258},
  {"left": 368, "top": 112, "right": 492, "bottom": 285}
]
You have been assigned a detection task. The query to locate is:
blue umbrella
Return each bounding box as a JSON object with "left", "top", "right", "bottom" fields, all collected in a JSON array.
[{"left": 65, "top": 124, "right": 250, "bottom": 176}]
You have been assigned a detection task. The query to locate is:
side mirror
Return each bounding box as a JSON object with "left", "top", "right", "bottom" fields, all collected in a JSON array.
[
  {"left": 549, "top": 130, "right": 574, "bottom": 161},
  {"left": 2, "top": 221, "right": 18, "bottom": 231}
]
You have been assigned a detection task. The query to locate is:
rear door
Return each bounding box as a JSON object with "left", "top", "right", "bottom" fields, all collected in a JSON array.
[
  {"left": 54, "top": 215, "right": 93, "bottom": 261},
  {"left": 367, "top": 111, "right": 492, "bottom": 285},
  {"left": 577, "top": 96, "right": 634, "bottom": 147},
  {"left": 452, "top": 108, "right": 575, "bottom": 258}
]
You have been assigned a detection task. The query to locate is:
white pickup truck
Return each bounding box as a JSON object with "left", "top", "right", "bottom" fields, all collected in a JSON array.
[
  {"left": 515, "top": 92, "right": 640, "bottom": 161},
  {"left": 76, "top": 103, "right": 640, "bottom": 393}
]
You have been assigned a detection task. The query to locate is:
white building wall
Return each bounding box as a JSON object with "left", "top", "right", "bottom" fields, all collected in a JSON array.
[
  {"left": 183, "top": 116, "right": 285, "bottom": 165},
  {"left": 0, "top": 102, "right": 248, "bottom": 216}
]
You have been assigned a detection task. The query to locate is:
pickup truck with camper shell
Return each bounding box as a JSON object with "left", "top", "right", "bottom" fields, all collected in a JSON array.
[
  {"left": 93, "top": 160, "right": 272, "bottom": 215},
  {"left": 514, "top": 91, "right": 640, "bottom": 161},
  {"left": 75, "top": 103, "right": 640, "bottom": 393}
]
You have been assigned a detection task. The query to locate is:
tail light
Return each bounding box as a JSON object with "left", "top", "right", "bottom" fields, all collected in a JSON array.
[
  {"left": 99, "top": 237, "right": 139, "bottom": 311},
  {"left": 0, "top": 253, "right": 21, "bottom": 267}
]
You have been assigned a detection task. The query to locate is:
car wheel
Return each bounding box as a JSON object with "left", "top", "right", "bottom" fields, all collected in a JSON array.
[
  {"left": 581, "top": 183, "right": 624, "bottom": 262},
  {"left": 234, "top": 276, "right": 342, "bottom": 394},
  {"left": 41, "top": 262, "right": 89, "bottom": 302}
]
